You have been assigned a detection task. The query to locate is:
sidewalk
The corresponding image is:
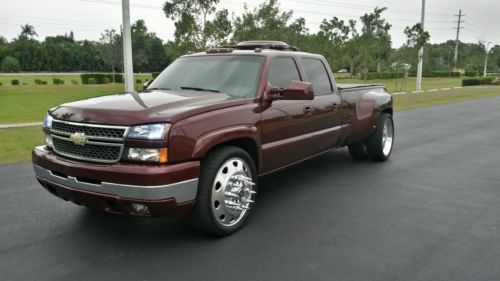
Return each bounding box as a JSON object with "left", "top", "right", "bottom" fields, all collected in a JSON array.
[{"left": 0, "top": 122, "right": 42, "bottom": 129}]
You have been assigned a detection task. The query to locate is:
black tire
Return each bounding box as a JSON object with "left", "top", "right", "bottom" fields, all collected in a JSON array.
[
  {"left": 189, "top": 146, "right": 258, "bottom": 236},
  {"left": 366, "top": 113, "right": 394, "bottom": 161},
  {"left": 348, "top": 143, "right": 368, "bottom": 160}
]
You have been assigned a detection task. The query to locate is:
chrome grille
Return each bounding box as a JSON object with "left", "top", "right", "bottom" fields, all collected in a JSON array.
[
  {"left": 51, "top": 120, "right": 127, "bottom": 140},
  {"left": 52, "top": 137, "right": 122, "bottom": 162},
  {"left": 50, "top": 120, "right": 128, "bottom": 163}
]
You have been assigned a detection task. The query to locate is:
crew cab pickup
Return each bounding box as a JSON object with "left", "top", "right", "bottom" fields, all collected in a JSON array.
[{"left": 33, "top": 41, "right": 394, "bottom": 236}]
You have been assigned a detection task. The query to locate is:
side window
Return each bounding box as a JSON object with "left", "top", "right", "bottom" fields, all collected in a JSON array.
[
  {"left": 268, "top": 57, "right": 301, "bottom": 88},
  {"left": 301, "top": 58, "right": 333, "bottom": 95}
]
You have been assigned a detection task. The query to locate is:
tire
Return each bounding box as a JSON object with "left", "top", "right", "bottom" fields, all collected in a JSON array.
[
  {"left": 189, "top": 146, "right": 258, "bottom": 236},
  {"left": 366, "top": 113, "right": 394, "bottom": 161},
  {"left": 348, "top": 143, "right": 368, "bottom": 160}
]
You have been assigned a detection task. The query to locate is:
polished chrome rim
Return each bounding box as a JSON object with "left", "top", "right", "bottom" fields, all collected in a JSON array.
[
  {"left": 211, "top": 157, "right": 256, "bottom": 227},
  {"left": 382, "top": 118, "right": 394, "bottom": 156}
]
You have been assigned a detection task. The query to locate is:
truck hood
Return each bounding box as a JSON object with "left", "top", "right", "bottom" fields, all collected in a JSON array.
[{"left": 49, "top": 90, "right": 249, "bottom": 125}]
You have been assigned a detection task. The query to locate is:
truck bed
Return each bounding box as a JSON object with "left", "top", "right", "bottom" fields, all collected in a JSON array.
[{"left": 337, "top": 83, "right": 385, "bottom": 92}]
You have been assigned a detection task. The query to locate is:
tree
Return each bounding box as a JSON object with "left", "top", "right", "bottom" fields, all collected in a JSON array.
[
  {"left": 359, "top": 7, "right": 392, "bottom": 73},
  {"left": 99, "top": 29, "right": 122, "bottom": 79},
  {"left": 232, "top": 0, "right": 294, "bottom": 42},
  {"left": 1, "top": 56, "right": 21, "bottom": 72},
  {"left": 163, "top": 0, "right": 231, "bottom": 49}
]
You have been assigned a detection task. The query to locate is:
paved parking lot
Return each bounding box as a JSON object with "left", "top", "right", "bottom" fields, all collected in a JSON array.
[{"left": 1, "top": 96, "right": 499, "bottom": 281}]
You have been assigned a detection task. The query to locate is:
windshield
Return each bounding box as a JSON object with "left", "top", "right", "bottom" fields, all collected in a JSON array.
[{"left": 149, "top": 55, "right": 265, "bottom": 98}]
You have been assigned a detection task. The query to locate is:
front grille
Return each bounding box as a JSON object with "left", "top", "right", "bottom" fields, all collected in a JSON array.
[
  {"left": 50, "top": 120, "right": 128, "bottom": 163},
  {"left": 52, "top": 120, "right": 127, "bottom": 140},
  {"left": 52, "top": 137, "right": 122, "bottom": 163}
]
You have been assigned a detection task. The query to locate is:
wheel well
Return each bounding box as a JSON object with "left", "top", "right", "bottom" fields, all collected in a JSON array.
[
  {"left": 210, "top": 138, "right": 259, "bottom": 170},
  {"left": 382, "top": 108, "right": 393, "bottom": 116}
]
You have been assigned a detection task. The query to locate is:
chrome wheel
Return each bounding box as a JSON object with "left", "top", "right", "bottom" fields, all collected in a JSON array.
[
  {"left": 211, "top": 157, "right": 256, "bottom": 227},
  {"left": 381, "top": 118, "right": 394, "bottom": 156}
]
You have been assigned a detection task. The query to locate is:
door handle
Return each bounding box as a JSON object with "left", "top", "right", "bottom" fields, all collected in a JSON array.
[{"left": 303, "top": 106, "right": 313, "bottom": 115}]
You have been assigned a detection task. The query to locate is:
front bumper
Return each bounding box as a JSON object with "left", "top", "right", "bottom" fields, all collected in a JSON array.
[{"left": 32, "top": 146, "right": 200, "bottom": 217}]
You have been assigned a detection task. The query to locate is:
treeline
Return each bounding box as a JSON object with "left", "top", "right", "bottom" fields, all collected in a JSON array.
[
  {"left": 1, "top": 0, "right": 499, "bottom": 75},
  {"left": 0, "top": 20, "right": 169, "bottom": 73}
]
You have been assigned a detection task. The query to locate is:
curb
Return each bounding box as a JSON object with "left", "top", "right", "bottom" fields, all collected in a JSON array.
[{"left": 0, "top": 122, "right": 43, "bottom": 129}]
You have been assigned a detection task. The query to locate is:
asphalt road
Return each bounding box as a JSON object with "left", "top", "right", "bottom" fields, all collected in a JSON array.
[{"left": 1, "top": 97, "right": 500, "bottom": 281}]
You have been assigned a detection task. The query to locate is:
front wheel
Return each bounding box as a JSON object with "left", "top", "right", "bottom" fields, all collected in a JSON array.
[
  {"left": 366, "top": 113, "right": 394, "bottom": 161},
  {"left": 189, "top": 146, "right": 257, "bottom": 236}
]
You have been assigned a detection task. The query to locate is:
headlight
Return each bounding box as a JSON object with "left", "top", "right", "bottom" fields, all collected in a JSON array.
[
  {"left": 127, "top": 124, "right": 170, "bottom": 140},
  {"left": 43, "top": 114, "right": 53, "bottom": 129},
  {"left": 125, "top": 148, "right": 168, "bottom": 163}
]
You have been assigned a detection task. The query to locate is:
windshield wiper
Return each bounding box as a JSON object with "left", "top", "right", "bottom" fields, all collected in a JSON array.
[
  {"left": 180, "top": 86, "right": 220, "bottom": 93},
  {"left": 146, "top": 87, "right": 171, "bottom": 91}
]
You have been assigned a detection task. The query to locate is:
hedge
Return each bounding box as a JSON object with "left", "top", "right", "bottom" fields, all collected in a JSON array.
[
  {"left": 81, "top": 73, "right": 124, "bottom": 84},
  {"left": 462, "top": 77, "right": 494, "bottom": 86},
  {"left": 11, "top": 79, "right": 20, "bottom": 86},
  {"left": 361, "top": 72, "right": 405, "bottom": 80}
]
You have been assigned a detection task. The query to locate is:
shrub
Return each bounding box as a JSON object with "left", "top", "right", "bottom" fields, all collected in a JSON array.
[
  {"left": 11, "top": 79, "right": 20, "bottom": 85},
  {"left": 462, "top": 77, "right": 494, "bottom": 86},
  {"left": 34, "top": 79, "right": 47, "bottom": 85},
  {"left": 1, "top": 56, "right": 21, "bottom": 72},
  {"left": 152, "top": 72, "right": 161, "bottom": 79},
  {"left": 53, "top": 78, "right": 65, "bottom": 85},
  {"left": 0, "top": 82, "right": 3, "bottom": 86},
  {"left": 71, "top": 79, "right": 78, "bottom": 85},
  {"left": 136, "top": 79, "right": 143, "bottom": 84},
  {"left": 87, "top": 78, "right": 97, "bottom": 84}
]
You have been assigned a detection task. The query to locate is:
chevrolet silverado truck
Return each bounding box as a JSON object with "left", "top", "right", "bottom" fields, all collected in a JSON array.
[{"left": 33, "top": 41, "right": 394, "bottom": 236}]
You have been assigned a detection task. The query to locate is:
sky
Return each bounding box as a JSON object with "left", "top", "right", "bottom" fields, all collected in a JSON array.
[{"left": 0, "top": 0, "right": 499, "bottom": 48}]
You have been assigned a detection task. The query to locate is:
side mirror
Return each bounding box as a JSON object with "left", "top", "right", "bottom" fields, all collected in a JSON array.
[
  {"left": 143, "top": 79, "right": 153, "bottom": 91},
  {"left": 268, "top": 80, "right": 314, "bottom": 101}
]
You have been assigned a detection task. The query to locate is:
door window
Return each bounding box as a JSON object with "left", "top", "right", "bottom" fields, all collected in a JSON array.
[
  {"left": 301, "top": 58, "right": 333, "bottom": 95},
  {"left": 268, "top": 57, "right": 301, "bottom": 88}
]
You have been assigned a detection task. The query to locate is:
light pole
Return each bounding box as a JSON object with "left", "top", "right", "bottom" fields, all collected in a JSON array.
[
  {"left": 416, "top": 0, "right": 426, "bottom": 91},
  {"left": 483, "top": 42, "right": 491, "bottom": 77},
  {"left": 122, "top": 0, "right": 134, "bottom": 92}
]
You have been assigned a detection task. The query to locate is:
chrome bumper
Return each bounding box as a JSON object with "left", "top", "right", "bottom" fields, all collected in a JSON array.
[{"left": 33, "top": 165, "right": 198, "bottom": 203}]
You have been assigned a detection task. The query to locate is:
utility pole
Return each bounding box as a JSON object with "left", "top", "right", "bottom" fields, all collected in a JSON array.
[
  {"left": 484, "top": 42, "right": 491, "bottom": 77},
  {"left": 416, "top": 0, "right": 425, "bottom": 91},
  {"left": 122, "top": 0, "right": 134, "bottom": 92},
  {"left": 453, "top": 10, "right": 465, "bottom": 69}
]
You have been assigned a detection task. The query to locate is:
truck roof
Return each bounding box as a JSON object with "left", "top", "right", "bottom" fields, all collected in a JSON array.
[{"left": 181, "top": 40, "right": 324, "bottom": 59}]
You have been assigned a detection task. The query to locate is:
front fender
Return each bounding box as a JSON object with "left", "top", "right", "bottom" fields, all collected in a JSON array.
[{"left": 191, "top": 125, "right": 260, "bottom": 159}]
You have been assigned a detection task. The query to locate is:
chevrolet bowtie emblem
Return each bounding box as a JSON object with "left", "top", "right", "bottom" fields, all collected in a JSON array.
[{"left": 69, "top": 132, "right": 87, "bottom": 146}]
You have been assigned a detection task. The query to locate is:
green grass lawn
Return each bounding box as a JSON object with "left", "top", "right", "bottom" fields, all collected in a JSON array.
[
  {"left": 0, "top": 126, "right": 43, "bottom": 164},
  {"left": 338, "top": 77, "right": 463, "bottom": 93},
  {"left": 0, "top": 84, "right": 124, "bottom": 124},
  {"left": 0, "top": 73, "right": 153, "bottom": 124},
  {"left": 393, "top": 86, "right": 500, "bottom": 111}
]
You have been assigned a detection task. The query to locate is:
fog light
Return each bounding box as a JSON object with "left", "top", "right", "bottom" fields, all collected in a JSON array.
[
  {"left": 131, "top": 203, "right": 150, "bottom": 215},
  {"left": 45, "top": 134, "right": 53, "bottom": 148}
]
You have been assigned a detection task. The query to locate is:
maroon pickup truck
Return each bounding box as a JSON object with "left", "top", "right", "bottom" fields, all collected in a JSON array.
[{"left": 33, "top": 41, "right": 394, "bottom": 235}]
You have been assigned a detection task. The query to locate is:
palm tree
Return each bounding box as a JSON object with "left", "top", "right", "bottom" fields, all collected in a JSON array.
[{"left": 20, "top": 24, "right": 38, "bottom": 39}]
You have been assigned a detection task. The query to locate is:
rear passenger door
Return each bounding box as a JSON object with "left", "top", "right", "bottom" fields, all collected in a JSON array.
[
  {"left": 301, "top": 57, "right": 343, "bottom": 153},
  {"left": 260, "top": 56, "right": 316, "bottom": 173}
]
